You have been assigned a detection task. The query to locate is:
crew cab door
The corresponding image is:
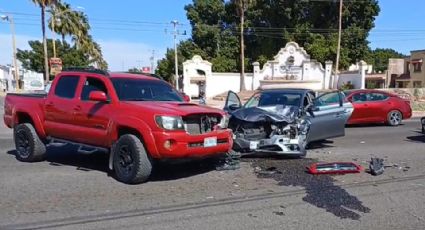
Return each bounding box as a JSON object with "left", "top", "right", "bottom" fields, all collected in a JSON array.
[
  {"left": 44, "top": 75, "right": 82, "bottom": 140},
  {"left": 307, "top": 92, "right": 348, "bottom": 142},
  {"left": 224, "top": 91, "right": 242, "bottom": 113},
  {"left": 72, "top": 75, "right": 112, "bottom": 147}
]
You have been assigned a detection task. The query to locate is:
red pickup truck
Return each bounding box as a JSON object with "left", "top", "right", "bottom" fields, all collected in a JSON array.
[{"left": 3, "top": 69, "right": 232, "bottom": 184}]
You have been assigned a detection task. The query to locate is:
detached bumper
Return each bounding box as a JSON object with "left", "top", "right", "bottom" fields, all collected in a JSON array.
[
  {"left": 152, "top": 129, "right": 233, "bottom": 158},
  {"left": 233, "top": 134, "right": 306, "bottom": 156}
]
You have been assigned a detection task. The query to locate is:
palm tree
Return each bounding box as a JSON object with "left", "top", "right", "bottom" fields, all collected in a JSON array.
[{"left": 31, "top": 0, "right": 57, "bottom": 82}]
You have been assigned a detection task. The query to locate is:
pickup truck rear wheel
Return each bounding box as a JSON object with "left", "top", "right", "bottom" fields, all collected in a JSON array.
[
  {"left": 13, "top": 123, "right": 46, "bottom": 162},
  {"left": 112, "top": 134, "right": 152, "bottom": 184}
]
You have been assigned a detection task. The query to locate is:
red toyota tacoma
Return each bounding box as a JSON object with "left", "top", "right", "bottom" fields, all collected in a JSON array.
[{"left": 3, "top": 69, "right": 232, "bottom": 184}]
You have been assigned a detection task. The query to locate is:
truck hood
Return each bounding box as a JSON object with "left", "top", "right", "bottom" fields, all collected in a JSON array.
[{"left": 123, "top": 101, "right": 224, "bottom": 116}]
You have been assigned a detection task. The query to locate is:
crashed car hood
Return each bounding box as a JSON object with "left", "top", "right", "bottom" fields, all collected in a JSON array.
[{"left": 231, "top": 105, "right": 299, "bottom": 123}]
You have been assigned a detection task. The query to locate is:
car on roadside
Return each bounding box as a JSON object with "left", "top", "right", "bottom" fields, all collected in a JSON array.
[
  {"left": 343, "top": 89, "right": 412, "bottom": 126},
  {"left": 224, "top": 89, "right": 353, "bottom": 157},
  {"left": 3, "top": 68, "right": 233, "bottom": 184}
]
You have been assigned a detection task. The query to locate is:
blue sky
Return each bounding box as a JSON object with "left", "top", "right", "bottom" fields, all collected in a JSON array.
[{"left": 1, "top": 0, "right": 425, "bottom": 71}]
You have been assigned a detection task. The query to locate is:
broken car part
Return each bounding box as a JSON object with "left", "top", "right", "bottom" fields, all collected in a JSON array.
[
  {"left": 369, "top": 158, "right": 385, "bottom": 176},
  {"left": 308, "top": 162, "right": 363, "bottom": 174}
]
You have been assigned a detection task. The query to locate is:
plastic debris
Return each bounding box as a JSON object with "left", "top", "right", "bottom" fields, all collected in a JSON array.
[
  {"left": 369, "top": 158, "right": 384, "bottom": 176},
  {"left": 215, "top": 150, "right": 241, "bottom": 171}
]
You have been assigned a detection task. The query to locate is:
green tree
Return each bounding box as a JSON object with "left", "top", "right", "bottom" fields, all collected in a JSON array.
[
  {"left": 17, "top": 39, "right": 90, "bottom": 76},
  {"left": 30, "top": 0, "right": 58, "bottom": 82},
  {"left": 367, "top": 48, "right": 405, "bottom": 73}
]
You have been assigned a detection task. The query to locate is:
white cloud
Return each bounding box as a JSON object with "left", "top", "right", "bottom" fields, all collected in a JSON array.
[
  {"left": 98, "top": 40, "right": 165, "bottom": 72},
  {"left": 0, "top": 33, "right": 38, "bottom": 66}
]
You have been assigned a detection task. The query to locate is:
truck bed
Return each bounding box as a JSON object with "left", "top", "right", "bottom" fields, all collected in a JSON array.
[{"left": 7, "top": 93, "right": 47, "bottom": 98}]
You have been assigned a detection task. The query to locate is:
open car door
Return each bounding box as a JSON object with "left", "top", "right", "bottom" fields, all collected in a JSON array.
[
  {"left": 307, "top": 91, "right": 350, "bottom": 142},
  {"left": 224, "top": 91, "right": 242, "bottom": 113}
]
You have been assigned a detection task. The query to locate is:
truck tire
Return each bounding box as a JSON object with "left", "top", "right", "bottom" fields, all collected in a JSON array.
[
  {"left": 112, "top": 134, "right": 152, "bottom": 184},
  {"left": 13, "top": 123, "right": 46, "bottom": 162}
]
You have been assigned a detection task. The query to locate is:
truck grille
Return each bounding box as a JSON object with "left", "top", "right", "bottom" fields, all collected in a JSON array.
[{"left": 183, "top": 114, "right": 221, "bottom": 135}]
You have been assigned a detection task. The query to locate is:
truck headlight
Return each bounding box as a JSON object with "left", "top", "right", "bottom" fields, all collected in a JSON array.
[
  {"left": 155, "top": 116, "right": 184, "bottom": 130},
  {"left": 218, "top": 114, "right": 230, "bottom": 129}
]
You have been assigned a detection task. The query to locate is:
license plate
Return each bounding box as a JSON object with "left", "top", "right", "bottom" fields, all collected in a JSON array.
[
  {"left": 204, "top": 137, "right": 217, "bottom": 147},
  {"left": 250, "top": 141, "right": 259, "bottom": 150}
]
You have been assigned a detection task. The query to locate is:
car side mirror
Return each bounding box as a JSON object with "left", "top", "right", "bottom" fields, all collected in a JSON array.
[
  {"left": 228, "top": 104, "right": 241, "bottom": 111},
  {"left": 89, "top": 91, "right": 108, "bottom": 102}
]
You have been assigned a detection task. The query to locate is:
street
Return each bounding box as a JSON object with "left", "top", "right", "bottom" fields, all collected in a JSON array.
[{"left": 0, "top": 96, "right": 424, "bottom": 229}]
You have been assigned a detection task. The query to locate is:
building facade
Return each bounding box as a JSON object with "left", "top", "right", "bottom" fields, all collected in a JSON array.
[{"left": 393, "top": 50, "right": 425, "bottom": 88}]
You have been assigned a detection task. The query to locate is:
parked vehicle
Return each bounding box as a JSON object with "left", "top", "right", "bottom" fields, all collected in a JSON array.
[
  {"left": 343, "top": 89, "right": 412, "bottom": 126},
  {"left": 3, "top": 69, "right": 232, "bottom": 184},
  {"left": 224, "top": 89, "right": 353, "bottom": 157}
]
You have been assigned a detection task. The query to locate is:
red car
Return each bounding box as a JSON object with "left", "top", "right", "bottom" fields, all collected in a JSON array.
[
  {"left": 343, "top": 89, "right": 412, "bottom": 126},
  {"left": 4, "top": 69, "right": 232, "bottom": 184}
]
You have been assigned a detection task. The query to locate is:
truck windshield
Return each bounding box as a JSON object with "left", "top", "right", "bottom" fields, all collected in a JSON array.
[{"left": 111, "top": 78, "right": 183, "bottom": 102}]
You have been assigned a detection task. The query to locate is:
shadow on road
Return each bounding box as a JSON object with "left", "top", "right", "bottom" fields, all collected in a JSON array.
[
  {"left": 406, "top": 131, "right": 425, "bottom": 143},
  {"left": 307, "top": 140, "right": 335, "bottom": 150},
  {"left": 246, "top": 158, "right": 371, "bottom": 220},
  {"left": 7, "top": 145, "right": 217, "bottom": 182}
]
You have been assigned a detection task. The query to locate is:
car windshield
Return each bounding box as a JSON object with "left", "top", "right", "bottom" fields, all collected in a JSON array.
[
  {"left": 245, "top": 91, "right": 303, "bottom": 108},
  {"left": 111, "top": 78, "right": 183, "bottom": 102}
]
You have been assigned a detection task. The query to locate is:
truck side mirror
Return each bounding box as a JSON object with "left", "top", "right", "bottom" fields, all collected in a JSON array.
[
  {"left": 183, "top": 94, "right": 190, "bottom": 102},
  {"left": 89, "top": 91, "right": 108, "bottom": 102}
]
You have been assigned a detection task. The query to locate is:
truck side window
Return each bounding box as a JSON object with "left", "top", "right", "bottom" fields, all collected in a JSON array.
[
  {"left": 55, "top": 75, "right": 80, "bottom": 99},
  {"left": 81, "top": 77, "right": 108, "bottom": 101}
]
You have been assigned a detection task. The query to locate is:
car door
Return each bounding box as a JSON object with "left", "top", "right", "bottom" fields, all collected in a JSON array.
[
  {"left": 73, "top": 75, "right": 112, "bottom": 147},
  {"left": 224, "top": 91, "right": 242, "bottom": 113},
  {"left": 307, "top": 91, "right": 346, "bottom": 142},
  {"left": 365, "top": 92, "right": 390, "bottom": 122},
  {"left": 44, "top": 75, "right": 83, "bottom": 140},
  {"left": 348, "top": 92, "right": 373, "bottom": 123}
]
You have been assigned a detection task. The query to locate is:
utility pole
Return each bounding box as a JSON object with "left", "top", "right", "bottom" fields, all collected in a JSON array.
[
  {"left": 334, "top": 0, "right": 343, "bottom": 89},
  {"left": 171, "top": 20, "right": 179, "bottom": 90},
  {"left": 150, "top": 50, "right": 155, "bottom": 74},
  {"left": 1, "top": 14, "right": 19, "bottom": 90}
]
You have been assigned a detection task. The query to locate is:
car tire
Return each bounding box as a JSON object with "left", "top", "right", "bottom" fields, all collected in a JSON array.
[
  {"left": 421, "top": 118, "right": 425, "bottom": 134},
  {"left": 112, "top": 134, "right": 152, "bottom": 184},
  {"left": 387, "top": 110, "right": 402, "bottom": 126},
  {"left": 13, "top": 123, "right": 46, "bottom": 162}
]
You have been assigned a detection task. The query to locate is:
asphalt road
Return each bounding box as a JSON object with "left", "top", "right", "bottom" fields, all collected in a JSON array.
[{"left": 1, "top": 97, "right": 424, "bottom": 229}]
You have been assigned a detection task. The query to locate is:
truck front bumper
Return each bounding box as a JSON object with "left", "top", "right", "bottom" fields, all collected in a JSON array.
[{"left": 151, "top": 129, "right": 233, "bottom": 159}]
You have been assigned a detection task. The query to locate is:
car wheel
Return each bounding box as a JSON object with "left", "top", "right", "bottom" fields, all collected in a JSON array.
[
  {"left": 387, "top": 110, "right": 402, "bottom": 126},
  {"left": 13, "top": 123, "right": 46, "bottom": 162},
  {"left": 421, "top": 118, "right": 425, "bottom": 133},
  {"left": 112, "top": 134, "right": 152, "bottom": 184}
]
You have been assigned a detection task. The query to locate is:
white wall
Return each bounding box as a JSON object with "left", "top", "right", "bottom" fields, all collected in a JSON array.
[
  {"left": 206, "top": 73, "right": 253, "bottom": 98},
  {"left": 337, "top": 73, "right": 362, "bottom": 89}
]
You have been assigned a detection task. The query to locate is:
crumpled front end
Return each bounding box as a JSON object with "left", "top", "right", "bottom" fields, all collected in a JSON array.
[{"left": 229, "top": 106, "right": 310, "bottom": 157}]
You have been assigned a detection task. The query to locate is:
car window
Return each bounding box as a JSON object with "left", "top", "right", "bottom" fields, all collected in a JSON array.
[
  {"left": 367, "top": 92, "right": 389, "bottom": 101},
  {"left": 226, "top": 91, "right": 242, "bottom": 108},
  {"left": 112, "top": 78, "right": 183, "bottom": 102},
  {"left": 244, "top": 93, "right": 260, "bottom": 108},
  {"left": 54, "top": 75, "right": 80, "bottom": 99},
  {"left": 315, "top": 92, "right": 340, "bottom": 106},
  {"left": 81, "top": 77, "right": 108, "bottom": 101},
  {"left": 257, "top": 92, "right": 302, "bottom": 107},
  {"left": 352, "top": 92, "right": 368, "bottom": 103}
]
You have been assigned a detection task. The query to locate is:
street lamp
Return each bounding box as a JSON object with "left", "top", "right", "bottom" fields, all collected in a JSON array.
[{"left": 1, "top": 14, "right": 20, "bottom": 90}]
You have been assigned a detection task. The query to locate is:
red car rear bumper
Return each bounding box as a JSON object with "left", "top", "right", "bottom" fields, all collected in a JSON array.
[{"left": 152, "top": 129, "right": 233, "bottom": 158}]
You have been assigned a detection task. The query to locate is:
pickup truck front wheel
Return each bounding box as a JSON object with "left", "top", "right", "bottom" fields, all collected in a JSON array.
[
  {"left": 13, "top": 123, "right": 46, "bottom": 162},
  {"left": 112, "top": 134, "right": 152, "bottom": 184}
]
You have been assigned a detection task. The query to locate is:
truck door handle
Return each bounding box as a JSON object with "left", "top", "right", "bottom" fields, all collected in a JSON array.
[
  {"left": 46, "top": 102, "right": 54, "bottom": 107},
  {"left": 74, "top": 106, "right": 82, "bottom": 111}
]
